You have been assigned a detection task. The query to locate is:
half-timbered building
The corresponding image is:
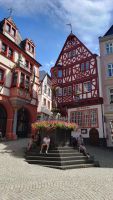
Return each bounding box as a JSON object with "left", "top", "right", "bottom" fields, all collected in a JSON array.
[
  {"left": 0, "top": 16, "right": 41, "bottom": 139},
  {"left": 51, "top": 32, "right": 105, "bottom": 145}
]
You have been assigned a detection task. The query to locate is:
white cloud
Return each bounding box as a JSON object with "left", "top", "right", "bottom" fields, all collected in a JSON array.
[
  {"left": 0, "top": 0, "right": 113, "bottom": 52},
  {"left": 42, "top": 60, "right": 55, "bottom": 74}
]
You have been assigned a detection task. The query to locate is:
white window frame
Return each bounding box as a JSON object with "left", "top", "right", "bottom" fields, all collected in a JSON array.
[
  {"left": 106, "top": 43, "right": 113, "bottom": 54},
  {"left": 63, "top": 87, "right": 67, "bottom": 96},
  {"left": 107, "top": 64, "right": 113, "bottom": 77},
  {"left": 84, "top": 82, "right": 91, "bottom": 92},
  {"left": 109, "top": 88, "right": 113, "bottom": 104},
  {"left": 68, "top": 86, "right": 72, "bottom": 95}
]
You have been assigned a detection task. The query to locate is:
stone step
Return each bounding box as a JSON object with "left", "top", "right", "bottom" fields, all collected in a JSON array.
[
  {"left": 43, "top": 163, "right": 97, "bottom": 170},
  {"left": 26, "top": 152, "right": 82, "bottom": 157},
  {"left": 26, "top": 158, "right": 93, "bottom": 166},
  {"left": 49, "top": 149, "right": 78, "bottom": 153},
  {"left": 26, "top": 155, "right": 87, "bottom": 161}
]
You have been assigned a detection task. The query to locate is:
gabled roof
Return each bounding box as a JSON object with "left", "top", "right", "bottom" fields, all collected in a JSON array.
[
  {"left": 104, "top": 25, "right": 113, "bottom": 36},
  {"left": 39, "top": 70, "right": 46, "bottom": 81},
  {"left": 39, "top": 70, "right": 51, "bottom": 82},
  {"left": 52, "top": 32, "right": 93, "bottom": 69}
]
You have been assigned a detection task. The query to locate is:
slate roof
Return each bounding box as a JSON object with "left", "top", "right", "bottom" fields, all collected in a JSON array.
[
  {"left": 39, "top": 70, "right": 46, "bottom": 81},
  {"left": 104, "top": 25, "right": 113, "bottom": 36}
]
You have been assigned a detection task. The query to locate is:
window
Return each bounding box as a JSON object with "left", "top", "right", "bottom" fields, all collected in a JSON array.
[
  {"left": 12, "top": 72, "right": 18, "bottom": 86},
  {"left": 109, "top": 88, "right": 113, "bottom": 103},
  {"left": 20, "top": 73, "right": 25, "bottom": 87},
  {"left": 58, "top": 70, "right": 62, "bottom": 78},
  {"left": 44, "top": 85, "right": 47, "bottom": 93},
  {"left": 6, "top": 23, "right": 11, "bottom": 32},
  {"left": 68, "top": 50, "right": 76, "bottom": 58},
  {"left": 108, "top": 64, "right": 113, "bottom": 77},
  {"left": 25, "top": 76, "right": 30, "bottom": 90},
  {"left": 81, "top": 63, "right": 85, "bottom": 72},
  {"left": 12, "top": 28, "right": 16, "bottom": 37},
  {"left": 48, "top": 88, "right": 51, "bottom": 97},
  {"left": 84, "top": 82, "right": 91, "bottom": 92},
  {"left": 8, "top": 48, "right": 13, "bottom": 59},
  {"left": 57, "top": 87, "right": 62, "bottom": 96},
  {"left": 25, "top": 60, "right": 29, "bottom": 68},
  {"left": 106, "top": 43, "right": 113, "bottom": 54},
  {"left": 31, "top": 46, "right": 34, "bottom": 53},
  {"left": 1, "top": 43, "right": 7, "bottom": 53},
  {"left": 0, "top": 69, "right": 4, "bottom": 82},
  {"left": 90, "top": 110, "right": 97, "bottom": 126},
  {"left": 48, "top": 101, "right": 50, "bottom": 109},
  {"left": 70, "top": 109, "right": 98, "bottom": 128},
  {"left": 63, "top": 87, "right": 67, "bottom": 96},
  {"left": 84, "top": 111, "right": 89, "bottom": 127},
  {"left": 52, "top": 70, "right": 57, "bottom": 78},
  {"left": 86, "top": 61, "right": 90, "bottom": 70},
  {"left": 75, "top": 84, "right": 81, "bottom": 94},
  {"left": 27, "top": 43, "right": 30, "bottom": 50},
  {"left": 43, "top": 98, "right": 46, "bottom": 106},
  {"left": 68, "top": 86, "right": 72, "bottom": 95}
]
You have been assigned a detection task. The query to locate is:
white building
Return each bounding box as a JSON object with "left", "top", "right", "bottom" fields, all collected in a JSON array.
[{"left": 37, "top": 70, "right": 52, "bottom": 120}]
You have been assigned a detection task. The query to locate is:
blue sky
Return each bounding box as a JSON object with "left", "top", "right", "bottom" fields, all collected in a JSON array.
[{"left": 0, "top": 0, "right": 113, "bottom": 73}]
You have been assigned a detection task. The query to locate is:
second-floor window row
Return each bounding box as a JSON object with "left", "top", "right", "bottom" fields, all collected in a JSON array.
[
  {"left": 56, "top": 82, "right": 92, "bottom": 96},
  {"left": 12, "top": 72, "right": 30, "bottom": 90}
]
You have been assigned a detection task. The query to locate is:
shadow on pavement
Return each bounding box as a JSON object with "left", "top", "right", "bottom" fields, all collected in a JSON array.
[
  {"left": 0, "top": 138, "right": 29, "bottom": 158},
  {"left": 86, "top": 145, "right": 113, "bottom": 168}
]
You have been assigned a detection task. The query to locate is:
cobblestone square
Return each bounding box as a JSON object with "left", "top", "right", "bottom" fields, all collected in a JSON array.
[{"left": 0, "top": 139, "right": 113, "bottom": 200}]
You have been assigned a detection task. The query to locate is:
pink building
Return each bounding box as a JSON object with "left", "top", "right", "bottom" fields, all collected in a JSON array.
[{"left": 99, "top": 25, "right": 113, "bottom": 147}]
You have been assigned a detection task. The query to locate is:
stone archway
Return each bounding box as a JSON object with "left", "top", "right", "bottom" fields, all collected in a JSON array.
[
  {"left": 0, "top": 104, "right": 7, "bottom": 137},
  {"left": 16, "top": 107, "right": 30, "bottom": 138},
  {"left": 89, "top": 128, "right": 99, "bottom": 145}
]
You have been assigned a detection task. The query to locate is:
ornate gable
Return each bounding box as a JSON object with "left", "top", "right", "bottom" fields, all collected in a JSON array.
[{"left": 55, "top": 33, "right": 92, "bottom": 68}]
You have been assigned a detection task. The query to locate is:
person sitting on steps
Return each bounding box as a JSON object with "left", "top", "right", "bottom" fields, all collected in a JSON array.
[
  {"left": 79, "top": 143, "right": 90, "bottom": 158},
  {"left": 40, "top": 135, "right": 50, "bottom": 154},
  {"left": 27, "top": 135, "right": 35, "bottom": 151}
]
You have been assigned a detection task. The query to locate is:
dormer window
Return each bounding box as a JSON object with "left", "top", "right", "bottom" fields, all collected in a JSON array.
[
  {"left": 12, "top": 28, "right": 16, "bottom": 37},
  {"left": 31, "top": 46, "right": 34, "bottom": 53},
  {"left": 27, "top": 43, "right": 30, "bottom": 50},
  {"left": 1, "top": 43, "right": 7, "bottom": 53},
  {"left": 6, "top": 23, "right": 11, "bottom": 33}
]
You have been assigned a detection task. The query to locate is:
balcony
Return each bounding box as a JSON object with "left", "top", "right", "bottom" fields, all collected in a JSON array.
[
  {"left": 18, "top": 61, "right": 31, "bottom": 73},
  {"left": 10, "top": 87, "right": 32, "bottom": 103}
]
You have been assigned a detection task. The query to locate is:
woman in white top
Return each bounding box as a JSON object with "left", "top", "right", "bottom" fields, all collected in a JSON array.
[{"left": 40, "top": 135, "right": 50, "bottom": 154}]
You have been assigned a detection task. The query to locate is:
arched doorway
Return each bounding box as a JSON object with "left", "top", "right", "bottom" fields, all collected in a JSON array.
[
  {"left": 16, "top": 108, "right": 30, "bottom": 138},
  {"left": 0, "top": 104, "right": 7, "bottom": 137},
  {"left": 89, "top": 128, "right": 99, "bottom": 145}
]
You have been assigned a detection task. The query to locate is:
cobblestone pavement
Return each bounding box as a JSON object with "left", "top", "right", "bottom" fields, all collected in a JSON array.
[{"left": 0, "top": 139, "right": 113, "bottom": 200}]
